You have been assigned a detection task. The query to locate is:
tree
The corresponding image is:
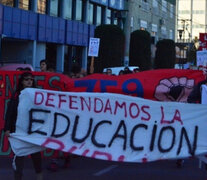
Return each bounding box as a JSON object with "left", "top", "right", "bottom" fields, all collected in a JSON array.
[
  {"left": 154, "top": 39, "right": 176, "bottom": 69},
  {"left": 93, "top": 25, "right": 125, "bottom": 73},
  {"left": 129, "top": 30, "right": 151, "bottom": 71}
]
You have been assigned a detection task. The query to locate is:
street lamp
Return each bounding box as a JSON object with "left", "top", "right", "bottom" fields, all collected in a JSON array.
[
  {"left": 178, "top": 29, "right": 184, "bottom": 41},
  {"left": 178, "top": 29, "right": 184, "bottom": 69}
]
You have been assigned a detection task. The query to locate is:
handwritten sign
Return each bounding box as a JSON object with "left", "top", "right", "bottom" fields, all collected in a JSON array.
[
  {"left": 88, "top": 38, "right": 100, "bottom": 57},
  {"left": 196, "top": 50, "right": 207, "bottom": 67},
  {"left": 8, "top": 88, "right": 207, "bottom": 162}
]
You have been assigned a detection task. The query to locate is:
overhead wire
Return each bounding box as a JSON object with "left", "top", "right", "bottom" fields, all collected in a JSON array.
[{"left": 154, "top": 0, "right": 207, "bottom": 28}]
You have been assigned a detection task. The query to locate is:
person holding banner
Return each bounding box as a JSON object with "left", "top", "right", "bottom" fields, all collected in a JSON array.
[
  {"left": 188, "top": 68, "right": 207, "bottom": 103},
  {"left": 4, "top": 72, "right": 43, "bottom": 180},
  {"left": 187, "top": 68, "right": 207, "bottom": 169},
  {"left": 175, "top": 68, "right": 207, "bottom": 168}
]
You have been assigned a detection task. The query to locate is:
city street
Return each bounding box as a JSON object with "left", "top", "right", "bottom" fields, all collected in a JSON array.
[{"left": 0, "top": 156, "right": 207, "bottom": 180}]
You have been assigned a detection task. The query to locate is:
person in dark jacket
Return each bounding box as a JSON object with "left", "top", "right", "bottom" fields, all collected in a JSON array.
[
  {"left": 188, "top": 67, "right": 207, "bottom": 103},
  {"left": 187, "top": 79, "right": 207, "bottom": 103},
  {"left": 186, "top": 68, "right": 207, "bottom": 169},
  {"left": 176, "top": 69, "right": 207, "bottom": 168},
  {"left": 4, "top": 72, "right": 43, "bottom": 180}
]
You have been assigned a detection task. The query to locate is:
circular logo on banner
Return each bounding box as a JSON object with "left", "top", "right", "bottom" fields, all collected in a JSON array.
[
  {"left": 110, "top": 0, "right": 115, "bottom": 6},
  {"left": 154, "top": 77, "right": 194, "bottom": 102}
]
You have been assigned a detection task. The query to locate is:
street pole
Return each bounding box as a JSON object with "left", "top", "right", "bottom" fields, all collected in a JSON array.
[{"left": 178, "top": 29, "right": 184, "bottom": 69}]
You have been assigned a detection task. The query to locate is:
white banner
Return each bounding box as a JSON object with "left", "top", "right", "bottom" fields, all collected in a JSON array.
[
  {"left": 9, "top": 88, "right": 207, "bottom": 162},
  {"left": 202, "top": 84, "right": 207, "bottom": 104}
]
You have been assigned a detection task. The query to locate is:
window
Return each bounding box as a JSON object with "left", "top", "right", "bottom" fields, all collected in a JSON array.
[
  {"left": 50, "top": 0, "right": 58, "bottom": 17},
  {"left": 106, "top": 8, "right": 111, "bottom": 24},
  {"left": 87, "top": 3, "right": 93, "bottom": 24},
  {"left": 19, "top": 0, "right": 29, "bottom": 10},
  {"left": 170, "top": 4, "right": 174, "bottom": 18},
  {"left": 161, "top": 26, "right": 167, "bottom": 35},
  {"left": 141, "top": 0, "right": 149, "bottom": 11},
  {"left": 114, "top": 18, "right": 118, "bottom": 25},
  {"left": 152, "top": 0, "right": 158, "bottom": 15},
  {"left": 169, "top": 29, "right": 173, "bottom": 39},
  {"left": 162, "top": 0, "right": 167, "bottom": 13},
  {"left": 152, "top": 0, "right": 158, "bottom": 7},
  {"left": 38, "top": 0, "right": 46, "bottom": 14},
  {"left": 96, "top": 6, "right": 101, "bottom": 25},
  {"left": 179, "top": 10, "right": 190, "bottom": 14},
  {"left": 65, "top": 0, "right": 72, "bottom": 19},
  {"left": 76, "top": 0, "right": 82, "bottom": 21},
  {"left": 193, "top": 10, "right": 205, "bottom": 14},
  {"left": 0, "top": 0, "right": 13, "bottom": 6}
]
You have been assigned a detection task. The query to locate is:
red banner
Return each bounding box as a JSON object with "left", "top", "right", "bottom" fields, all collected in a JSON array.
[{"left": 0, "top": 69, "right": 205, "bottom": 156}]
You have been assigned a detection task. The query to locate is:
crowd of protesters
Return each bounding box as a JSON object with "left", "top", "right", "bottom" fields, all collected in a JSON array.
[
  {"left": 104, "top": 67, "right": 140, "bottom": 76},
  {"left": 2, "top": 59, "right": 207, "bottom": 179}
]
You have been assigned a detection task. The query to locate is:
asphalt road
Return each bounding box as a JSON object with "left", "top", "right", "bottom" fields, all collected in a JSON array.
[{"left": 0, "top": 156, "right": 207, "bottom": 180}]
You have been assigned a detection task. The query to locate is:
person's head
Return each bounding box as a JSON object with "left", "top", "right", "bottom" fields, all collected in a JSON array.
[
  {"left": 133, "top": 68, "right": 139, "bottom": 73},
  {"left": 124, "top": 67, "right": 129, "bottom": 71},
  {"left": 106, "top": 68, "right": 112, "bottom": 75},
  {"left": 70, "top": 72, "right": 76, "bottom": 78},
  {"left": 123, "top": 67, "right": 132, "bottom": 74},
  {"left": 40, "top": 59, "right": 47, "bottom": 72},
  {"left": 17, "top": 72, "right": 35, "bottom": 92},
  {"left": 16, "top": 67, "right": 24, "bottom": 71},
  {"left": 119, "top": 70, "right": 124, "bottom": 75},
  {"left": 24, "top": 67, "right": 32, "bottom": 71},
  {"left": 71, "top": 63, "right": 81, "bottom": 74},
  {"left": 47, "top": 67, "right": 55, "bottom": 72}
]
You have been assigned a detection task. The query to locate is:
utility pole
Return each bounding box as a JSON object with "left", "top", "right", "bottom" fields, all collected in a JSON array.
[{"left": 177, "top": 19, "right": 192, "bottom": 42}]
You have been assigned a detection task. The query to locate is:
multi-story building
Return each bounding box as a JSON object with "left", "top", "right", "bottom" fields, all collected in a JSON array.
[
  {"left": 123, "top": 0, "right": 176, "bottom": 63},
  {"left": 0, "top": 0, "right": 176, "bottom": 73},
  {"left": 176, "top": 0, "right": 207, "bottom": 42},
  {"left": 0, "top": 0, "right": 125, "bottom": 73}
]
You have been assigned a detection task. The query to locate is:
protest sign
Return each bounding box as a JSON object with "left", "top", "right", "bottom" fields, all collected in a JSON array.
[
  {"left": 196, "top": 50, "right": 207, "bottom": 67},
  {"left": 8, "top": 88, "right": 207, "bottom": 162},
  {"left": 88, "top": 38, "right": 100, "bottom": 57},
  {"left": 0, "top": 69, "right": 205, "bottom": 157}
]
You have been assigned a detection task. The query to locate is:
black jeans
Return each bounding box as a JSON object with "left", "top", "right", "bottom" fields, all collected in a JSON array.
[{"left": 12, "top": 152, "right": 42, "bottom": 180}]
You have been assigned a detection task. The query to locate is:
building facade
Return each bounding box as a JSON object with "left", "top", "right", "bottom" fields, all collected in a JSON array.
[
  {"left": 124, "top": 0, "right": 176, "bottom": 62},
  {"left": 176, "top": 0, "right": 207, "bottom": 42},
  {"left": 0, "top": 0, "right": 125, "bottom": 73},
  {"left": 0, "top": 0, "right": 177, "bottom": 73}
]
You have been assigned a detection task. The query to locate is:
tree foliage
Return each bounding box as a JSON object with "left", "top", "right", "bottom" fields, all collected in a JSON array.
[
  {"left": 154, "top": 39, "right": 176, "bottom": 69},
  {"left": 129, "top": 30, "right": 151, "bottom": 71},
  {"left": 93, "top": 25, "right": 125, "bottom": 73}
]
